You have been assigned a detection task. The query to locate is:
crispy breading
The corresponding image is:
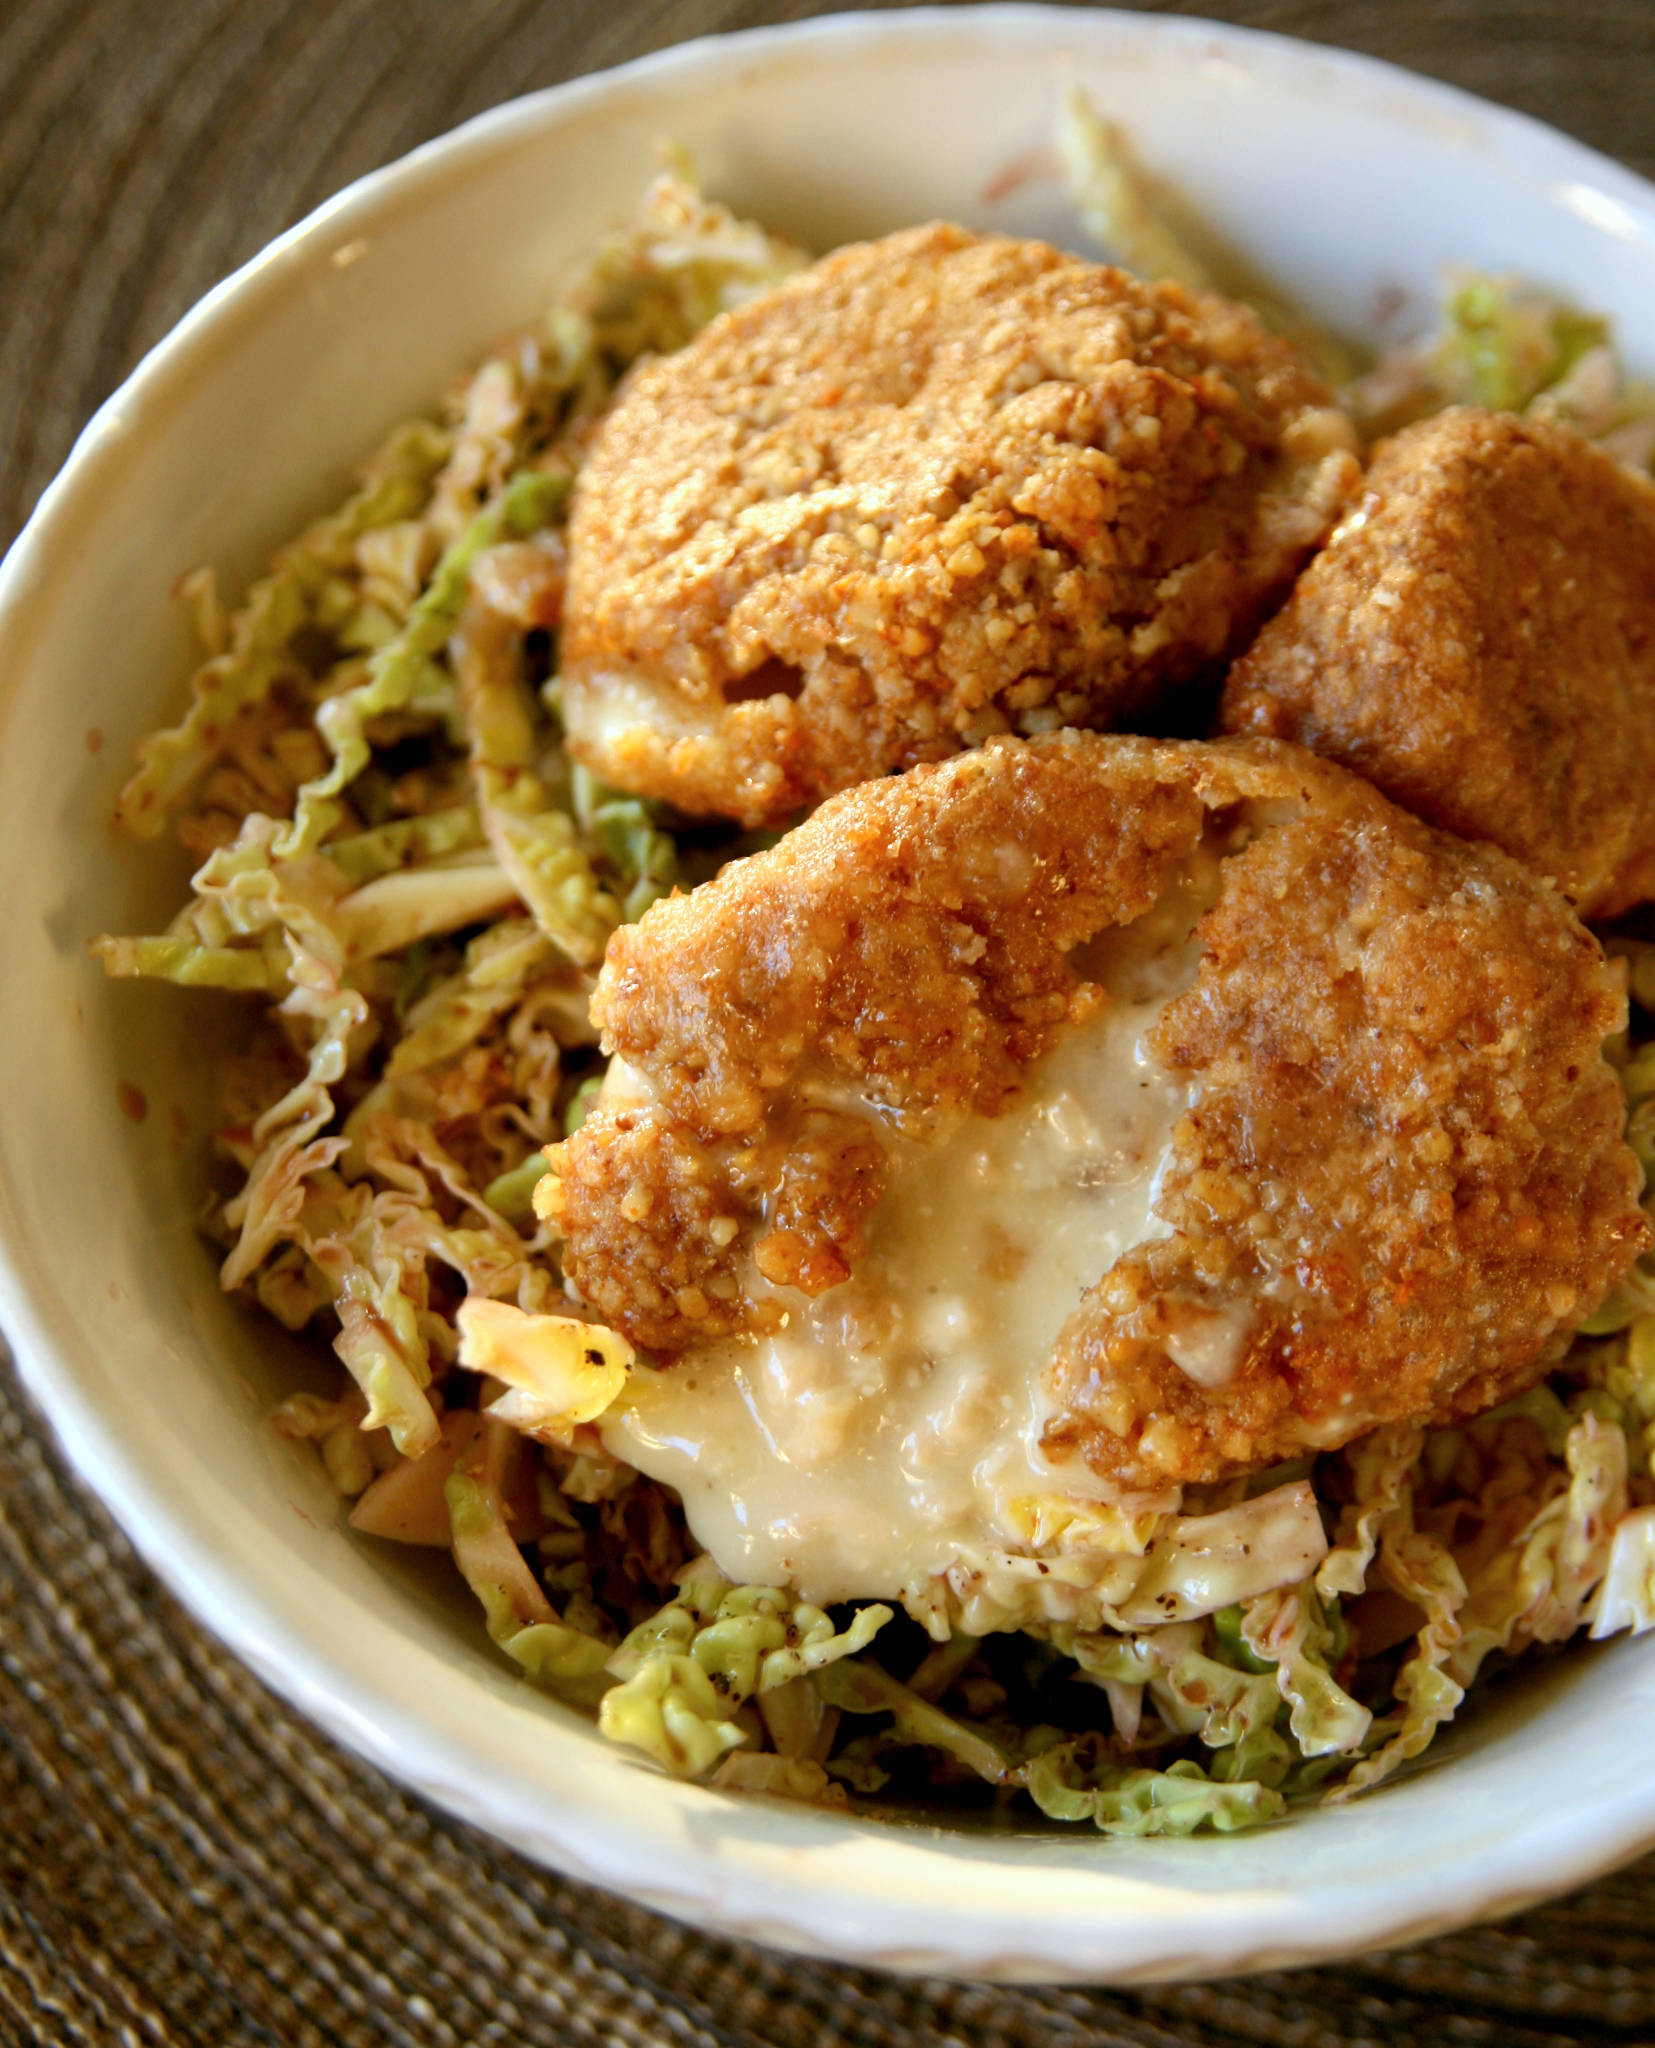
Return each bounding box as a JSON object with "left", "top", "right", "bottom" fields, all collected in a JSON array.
[
  {"left": 537, "top": 733, "right": 1647, "bottom": 1489},
  {"left": 1046, "top": 757, "right": 1646, "bottom": 1484},
  {"left": 560, "top": 225, "right": 1358, "bottom": 825},
  {"left": 546, "top": 735, "right": 1205, "bottom": 1344},
  {"left": 1219, "top": 406, "right": 1655, "bottom": 918}
]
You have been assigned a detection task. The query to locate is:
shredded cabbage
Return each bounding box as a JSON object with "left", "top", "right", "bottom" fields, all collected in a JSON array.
[
  {"left": 709, "top": 1752, "right": 845, "bottom": 1806},
  {"left": 454, "top": 595, "right": 619, "bottom": 965},
  {"left": 600, "top": 1559, "right": 892, "bottom": 1776},
  {"left": 1441, "top": 275, "right": 1612, "bottom": 414},
  {"left": 1059, "top": 87, "right": 1213, "bottom": 293},
  {"left": 915, "top": 1478, "right": 1327, "bottom": 1640},
  {"left": 1021, "top": 1740, "right": 1285, "bottom": 1838},
  {"left": 1241, "top": 1583, "right": 1371, "bottom": 1760},
  {"left": 114, "top": 421, "right": 451, "bottom": 837},
  {"left": 301, "top": 1189, "right": 441, "bottom": 1456},
  {"left": 1350, "top": 270, "right": 1655, "bottom": 469},
  {"left": 1060, "top": 86, "right": 1356, "bottom": 383},
  {"left": 278, "top": 469, "right": 568, "bottom": 861},
  {"left": 446, "top": 1467, "right": 612, "bottom": 1706},
  {"left": 570, "top": 764, "right": 677, "bottom": 924},
  {"left": 816, "top": 1656, "right": 1012, "bottom": 1786},
  {"left": 455, "top": 1299, "right": 631, "bottom": 1443},
  {"left": 1591, "top": 1506, "right": 1655, "bottom": 1637},
  {"left": 321, "top": 805, "right": 485, "bottom": 885},
  {"left": 1114, "top": 1481, "right": 1330, "bottom": 1627},
  {"left": 600, "top": 1655, "right": 749, "bottom": 1776},
  {"left": 1141, "top": 1642, "right": 1289, "bottom": 1786},
  {"left": 1448, "top": 1411, "right": 1628, "bottom": 1690}
]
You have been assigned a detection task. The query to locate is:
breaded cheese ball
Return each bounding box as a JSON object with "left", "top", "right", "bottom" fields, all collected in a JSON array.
[
  {"left": 536, "top": 733, "right": 1647, "bottom": 1491},
  {"left": 1220, "top": 406, "right": 1655, "bottom": 919},
  {"left": 560, "top": 225, "right": 1358, "bottom": 826}
]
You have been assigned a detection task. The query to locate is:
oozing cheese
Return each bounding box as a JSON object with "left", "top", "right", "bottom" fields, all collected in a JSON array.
[{"left": 600, "top": 863, "right": 1218, "bottom": 1607}]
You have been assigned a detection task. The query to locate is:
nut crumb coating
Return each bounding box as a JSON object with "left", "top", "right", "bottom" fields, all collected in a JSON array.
[
  {"left": 544, "top": 732, "right": 1204, "bottom": 1347},
  {"left": 1045, "top": 761, "right": 1648, "bottom": 1483},
  {"left": 1220, "top": 405, "right": 1655, "bottom": 918},
  {"left": 561, "top": 224, "right": 1358, "bottom": 825},
  {"left": 540, "top": 733, "right": 1647, "bottom": 1487}
]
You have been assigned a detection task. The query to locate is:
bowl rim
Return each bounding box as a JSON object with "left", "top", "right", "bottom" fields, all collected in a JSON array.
[{"left": 6, "top": 1, "right": 1655, "bottom": 1985}]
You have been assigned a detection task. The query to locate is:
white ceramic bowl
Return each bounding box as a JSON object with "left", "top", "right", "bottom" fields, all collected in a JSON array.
[{"left": 5, "top": 4, "right": 1655, "bottom": 1986}]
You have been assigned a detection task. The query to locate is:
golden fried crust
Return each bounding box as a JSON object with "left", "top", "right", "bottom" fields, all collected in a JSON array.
[
  {"left": 547, "top": 733, "right": 1205, "bottom": 1346},
  {"left": 561, "top": 224, "right": 1358, "bottom": 825},
  {"left": 542, "top": 733, "right": 1647, "bottom": 1485},
  {"left": 1219, "top": 406, "right": 1655, "bottom": 919},
  {"left": 1045, "top": 780, "right": 1647, "bottom": 1483}
]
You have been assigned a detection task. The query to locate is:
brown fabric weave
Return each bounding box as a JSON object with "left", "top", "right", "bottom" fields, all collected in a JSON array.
[{"left": 6, "top": 1, "right": 1655, "bottom": 2038}]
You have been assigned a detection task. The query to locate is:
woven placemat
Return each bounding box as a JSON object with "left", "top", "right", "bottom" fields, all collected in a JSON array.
[{"left": 6, "top": 2, "right": 1655, "bottom": 2040}]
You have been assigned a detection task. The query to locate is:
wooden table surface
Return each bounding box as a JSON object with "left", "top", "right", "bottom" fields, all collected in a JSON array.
[{"left": 4, "top": 4, "right": 1655, "bottom": 2044}]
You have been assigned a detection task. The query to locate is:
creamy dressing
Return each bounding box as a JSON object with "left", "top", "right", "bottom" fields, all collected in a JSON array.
[{"left": 600, "top": 864, "right": 1222, "bottom": 1607}]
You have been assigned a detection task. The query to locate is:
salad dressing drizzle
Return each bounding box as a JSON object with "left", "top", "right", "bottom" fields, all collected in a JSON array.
[{"left": 601, "top": 862, "right": 1223, "bottom": 1606}]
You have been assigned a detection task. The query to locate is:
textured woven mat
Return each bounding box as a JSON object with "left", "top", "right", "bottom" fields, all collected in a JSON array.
[{"left": 6, "top": 2, "right": 1655, "bottom": 2040}]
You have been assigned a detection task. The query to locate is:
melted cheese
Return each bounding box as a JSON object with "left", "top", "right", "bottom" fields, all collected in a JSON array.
[{"left": 601, "top": 865, "right": 1218, "bottom": 1607}]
